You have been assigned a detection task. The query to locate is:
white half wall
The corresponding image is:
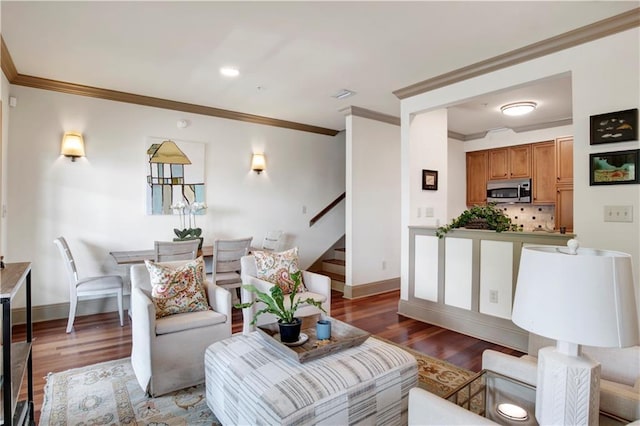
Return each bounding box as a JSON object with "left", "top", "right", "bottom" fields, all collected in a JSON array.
[
  {"left": 346, "top": 114, "right": 400, "bottom": 286},
  {"left": 400, "top": 28, "right": 640, "bottom": 315},
  {"left": 4, "top": 85, "right": 346, "bottom": 309}
]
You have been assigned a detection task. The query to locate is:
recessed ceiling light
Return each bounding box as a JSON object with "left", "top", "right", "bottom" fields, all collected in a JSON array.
[
  {"left": 501, "top": 102, "right": 537, "bottom": 116},
  {"left": 332, "top": 89, "right": 356, "bottom": 100},
  {"left": 220, "top": 67, "right": 239, "bottom": 77}
]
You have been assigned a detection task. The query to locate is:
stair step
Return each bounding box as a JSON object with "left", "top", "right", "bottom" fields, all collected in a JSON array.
[
  {"left": 320, "top": 270, "right": 345, "bottom": 292},
  {"left": 322, "top": 258, "right": 345, "bottom": 275},
  {"left": 334, "top": 247, "right": 345, "bottom": 261}
]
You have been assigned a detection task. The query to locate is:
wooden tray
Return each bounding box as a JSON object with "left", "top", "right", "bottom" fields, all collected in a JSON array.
[{"left": 256, "top": 315, "right": 370, "bottom": 363}]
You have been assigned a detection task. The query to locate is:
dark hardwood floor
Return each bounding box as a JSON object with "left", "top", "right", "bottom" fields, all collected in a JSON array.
[{"left": 16, "top": 289, "right": 523, "bottom": 423}]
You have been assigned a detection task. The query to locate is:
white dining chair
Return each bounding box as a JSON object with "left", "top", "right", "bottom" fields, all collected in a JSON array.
[
  {"left": 210, "top": 237, "right": 253, "bottom": 304},
  {"left": 154, "top": 240, "right": 200, "bottom": 262},
  {"left": 54, "top": 237, "right": 124, "bottom": 333},
  {"left": 261, "top": 230, "right": 283, "bottom": 252}
]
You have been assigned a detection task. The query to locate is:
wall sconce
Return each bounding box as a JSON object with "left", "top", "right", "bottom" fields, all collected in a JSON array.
[
  {"left": 61, "top": 132, "right": 85, "bottom": 162},
  {"left": 251, "top": 153, "right": 266, "bottom": 174}
]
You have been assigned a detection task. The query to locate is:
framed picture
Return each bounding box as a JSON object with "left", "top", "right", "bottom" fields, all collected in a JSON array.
[
  {"left": 589, "top": 149, "right": 639, "bottom": 185},
  {"left": 422, "top": 169, "right": 438, "bottom": 190},
  {"left": 590, "top": 108, "right": 638, "bottom": 145}
]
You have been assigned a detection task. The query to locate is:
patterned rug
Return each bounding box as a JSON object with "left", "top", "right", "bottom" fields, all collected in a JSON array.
[{"left": 39, "top": 339, "right": 473, "bottom": 425}]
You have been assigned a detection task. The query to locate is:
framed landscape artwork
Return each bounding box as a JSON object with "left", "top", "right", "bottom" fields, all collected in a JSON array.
[
  {"left": 589, "top": 149, "right": 639, "bottom": 186},
  {"left": 422, "top": 169, "right": 438, "bottom": 191},
  {"left": 590, "top": 108, "right": 638, "bottom": 145}
]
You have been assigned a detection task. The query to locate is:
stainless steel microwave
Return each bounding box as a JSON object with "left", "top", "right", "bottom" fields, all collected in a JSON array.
[{"left": 486, "top": 178, "right": 531, "bottom": 203}]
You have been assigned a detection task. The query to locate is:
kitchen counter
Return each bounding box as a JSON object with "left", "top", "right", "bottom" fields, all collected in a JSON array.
[{"left": 401, "top": 226, "right": 575, "bottom": 351}]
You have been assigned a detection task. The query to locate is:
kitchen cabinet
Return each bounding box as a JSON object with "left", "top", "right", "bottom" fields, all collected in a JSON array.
[
  {"left": 531, "top": 141, "right": 556, "bottom": 204},
  {"left": 488, "top": 145, "right": 531, "bottom": 180},
  {"left": 556, "top": 186, "right": 574, "bottom": 232},
  {"left": 466, "top": 150, "right": 488, "bottom": 206},
  {"left": 556, "top": 136, "right": 573, "bottom": 185},
  {"left": 1, "top": 262, "right": 33, "bottom": 426}
]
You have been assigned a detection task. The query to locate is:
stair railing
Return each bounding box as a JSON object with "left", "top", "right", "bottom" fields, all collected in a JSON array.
[{"left": 309, "top": 192, "right": 346, "bottom": 227}]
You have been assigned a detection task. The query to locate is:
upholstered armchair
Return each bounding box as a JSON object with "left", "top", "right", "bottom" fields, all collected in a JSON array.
[
  {"left": 240, "top": 254, "right": 331, "bottom": 334},
  {"left": 130, "top": 259, "right": 232, "bottom": 396}
]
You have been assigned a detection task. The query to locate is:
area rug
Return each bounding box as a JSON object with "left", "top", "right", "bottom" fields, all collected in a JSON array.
[
  {"left": 39, "top": 359, "right": 218, "bottom": 425},
  {"left": 39, "top": 341, "right": 473, "bottom": 425}
]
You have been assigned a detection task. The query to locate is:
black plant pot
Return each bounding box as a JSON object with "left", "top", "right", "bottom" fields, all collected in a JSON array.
[{"left": 278, "top": 318, "right": 302, "bottom": 343}]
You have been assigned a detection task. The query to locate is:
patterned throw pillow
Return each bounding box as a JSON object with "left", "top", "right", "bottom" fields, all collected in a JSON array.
[
  {"left": 144, "top": 257, "right": 210, "bottom": 318},
  {"left": 253, "top": 247, "right": 307, "bottom": 294}
]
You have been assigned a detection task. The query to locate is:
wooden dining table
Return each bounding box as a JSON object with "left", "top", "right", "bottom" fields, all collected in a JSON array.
[{"left": 109, "top": 245, "right": 214, "bottom": 265}]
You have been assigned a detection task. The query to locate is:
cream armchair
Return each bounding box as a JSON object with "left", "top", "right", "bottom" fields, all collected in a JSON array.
[
  {"left": 130, "top": 260, "right": 232, "bottom": 396},
  {"left": 240, "top": 255, "right": 331, "bottom": 334}
]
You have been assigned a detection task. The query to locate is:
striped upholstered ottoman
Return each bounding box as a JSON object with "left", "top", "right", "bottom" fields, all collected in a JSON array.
[{"left": 204, "top": 332, "right": 418, "bottom": 425}]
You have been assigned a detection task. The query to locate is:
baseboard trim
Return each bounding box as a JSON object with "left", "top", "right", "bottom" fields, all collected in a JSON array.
[
  {"left": 397, "top": 299, "right": 527, "bottom": 352},
  {"left": 343, "top": 278, "right": 400, "bottom": 299},
  {"left": 11, "top": 297, "right": 129, "bottom": 325}
]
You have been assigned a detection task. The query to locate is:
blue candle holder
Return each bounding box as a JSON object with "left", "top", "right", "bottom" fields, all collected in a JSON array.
[{"left": 316, "top": 319, "right": 331, "bottom": 340}]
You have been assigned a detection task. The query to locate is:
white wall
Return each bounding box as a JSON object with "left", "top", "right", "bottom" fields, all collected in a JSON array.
[
  {"left": 401, "top": 29, "right": 640, "bottom": 312},
  {"left": 409, "top": 109, "right": 449, "bottom": 227},
  {"left": 5, "top": 85, "right": 346, "bottom": 309},
  {"left": 447, "top": 137, "right": 467, "bottom": 222},
  {"left": 346, "top": 115, "right": 400, "bottom": 286},
  {"left": 0, "top": 73, "right": 8, "bottom": 250}
]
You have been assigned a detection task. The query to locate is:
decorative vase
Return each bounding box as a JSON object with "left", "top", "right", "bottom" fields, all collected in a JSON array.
[{"left": 278, "top": 318, "right": 302, "bottom": 343}]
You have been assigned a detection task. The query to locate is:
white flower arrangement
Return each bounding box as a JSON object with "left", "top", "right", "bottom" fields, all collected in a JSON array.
[{"left": 171, "top": 201, "right": 207, "bottom": 241}]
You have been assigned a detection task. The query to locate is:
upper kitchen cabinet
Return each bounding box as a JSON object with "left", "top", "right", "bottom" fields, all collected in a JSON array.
[
  {"left": 466, "top": 150, "right": 488, "bottom": 206},
  {"left": 531, "top": 141, "right": 556, "bottom": 204},
  {"left": 488, "top": 145, "right": 531, "bottom": 180},
  {"left": 556, "top": 136, "right": 573, "bottom": 185}
]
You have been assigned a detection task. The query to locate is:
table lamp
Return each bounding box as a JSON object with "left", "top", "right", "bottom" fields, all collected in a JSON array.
[{"left": 512, "top": 239, "right": 639, "bottom": 426}]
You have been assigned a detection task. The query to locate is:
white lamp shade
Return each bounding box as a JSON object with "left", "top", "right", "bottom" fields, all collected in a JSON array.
[
  {"left": 512, "top": 245, "right": 639, "bottom": 348},
  {"left": 61, "top": 132, "right": 85, "bottom": 158},
  {"left": 251, "top": 153, "right": 266, "bottom": 172}
]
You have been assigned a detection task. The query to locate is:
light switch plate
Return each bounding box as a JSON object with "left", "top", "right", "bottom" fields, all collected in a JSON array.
[{"left": 604, "top": 205, "right": 633, "bottom": 222}]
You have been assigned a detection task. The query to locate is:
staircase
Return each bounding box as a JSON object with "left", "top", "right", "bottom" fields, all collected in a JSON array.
[{"left": 318, "top": 247, "right": 345, "bottom": 292}]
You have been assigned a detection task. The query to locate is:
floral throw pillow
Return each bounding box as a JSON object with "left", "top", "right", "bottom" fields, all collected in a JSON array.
[
  {"left": 144, "top": 257, "right": 210, "bottom": 318},
  {"left": 253, "top": 247, "right": 307, "bottom": 294}
]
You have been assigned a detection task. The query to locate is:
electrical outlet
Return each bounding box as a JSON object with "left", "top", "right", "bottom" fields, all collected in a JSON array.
[
  {"left": 382, "top": 260, "right": 387, "bottom": 270},
  {"left": 604, "top": 205, "right": 633, "bottom": 222},
  {"left": 489, "top": 290, "right": 499, "bottom": 304},
  {"left": 302, "top": 205, "right": 307, "bottom": 214}
]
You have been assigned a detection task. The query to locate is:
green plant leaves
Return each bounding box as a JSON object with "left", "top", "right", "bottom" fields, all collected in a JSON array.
[
  {"left": 234, "top": 270, "right": 327, "bottom": 325},
  {"left": 436, "top": 203, "right": 520, "bottom": 238}
]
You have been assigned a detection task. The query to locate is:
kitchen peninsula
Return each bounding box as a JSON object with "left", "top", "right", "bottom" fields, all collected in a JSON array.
[{"left": 399, "top": 226, "right": 574, "bottom": 352}]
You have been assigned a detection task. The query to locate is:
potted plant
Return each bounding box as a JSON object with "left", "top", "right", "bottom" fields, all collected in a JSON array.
[
  {"left": 436, "top": 203, "right": 520, "bottom": 238},
  {"left": 234, "top": 271, "right": 326, "bottom": 343}
]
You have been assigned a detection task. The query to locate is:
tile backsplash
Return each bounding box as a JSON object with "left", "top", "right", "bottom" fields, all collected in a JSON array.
[{"left": 499, "top": 204, "right": 556, "bottom": 232}]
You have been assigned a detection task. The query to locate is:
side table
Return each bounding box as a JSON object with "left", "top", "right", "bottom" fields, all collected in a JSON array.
[{"left": 444, "top": 369, "right": 630, "bottom": 426}]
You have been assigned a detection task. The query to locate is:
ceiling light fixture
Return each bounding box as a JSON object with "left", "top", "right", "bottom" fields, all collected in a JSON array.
[
  {"left": 220, "top": 67, "right": 239, "bottom": 77},
  {"left": 500, "top": 102, "right": 537, "bottom": 116},
  {"left": 332, "top": 89, "right": 356, "bottom": 100}
]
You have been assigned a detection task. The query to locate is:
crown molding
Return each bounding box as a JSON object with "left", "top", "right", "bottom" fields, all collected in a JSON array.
[
  {"left": 447, "top": 130, "right": 467, "bottom": 141},
  {"left": 450, "top": 118, "right": 574, "bottom": 141},
  {"left": 393, "top": 8, "right": 640, "bottom": 100},
  {"left": 340, "top": 106, "right": 400, "bottom": 126},
  {"left": 1, "top": 36, "right": 18, "bottom": 81},
  {"left": 1, "top": 36, "right": 339, "bottom": 137}
]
